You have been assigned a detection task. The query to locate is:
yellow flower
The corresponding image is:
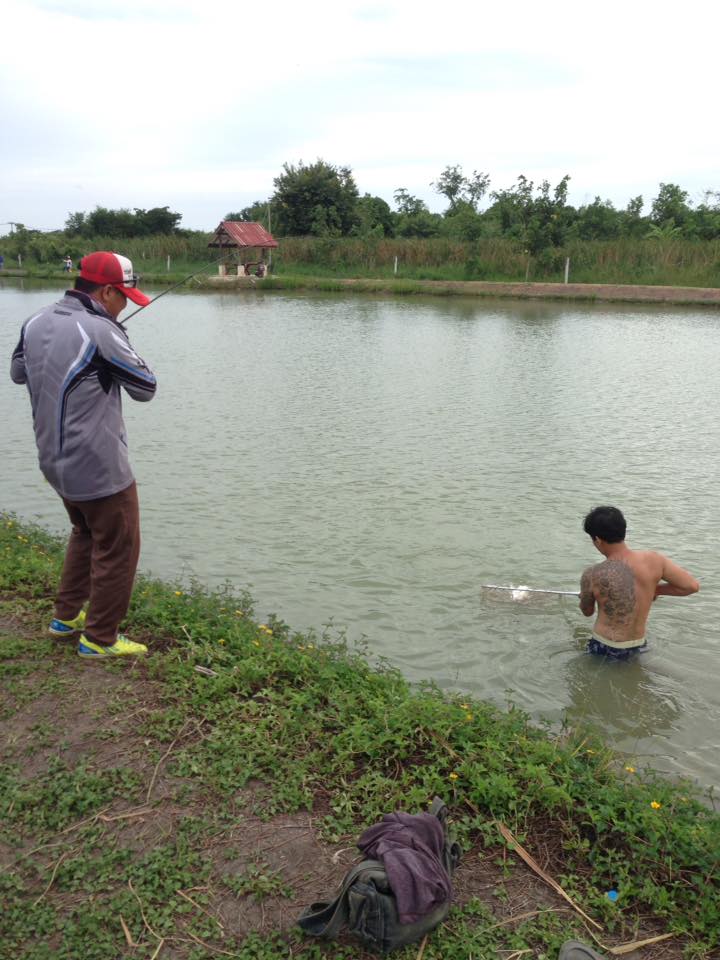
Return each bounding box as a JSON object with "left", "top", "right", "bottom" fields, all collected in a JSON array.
[
  {"left": 650, "top": 801, "right": 662, "bottom": 810},
  {"left": 460, "top": 703, "right": 469, "bottom": 709},
  {"left": 235, "top": 610, "right": 244, "bottom": 616},
  {"left": 586, "top": 749, "right": 595, "bottom": 755},
  {"left": 625, "top": 766, "right": 636, "bottom": 774},
  {"left": 218, "top": 638, "right": 225, "bottom": 645},
  {"left": 307, "top": 643, "right": 315, "bottom": 649},
  {"left": 252, "top": 640, "right": 260, "bottom": 647},
  {"left": 448, "top": 772, "right": 459, "bottom": 781},
  {"left": 465, "top": 713, "right": 473, "bottom": 722},
  {"left": 174, "top": 590, "right": 183, "bottom": 596}
]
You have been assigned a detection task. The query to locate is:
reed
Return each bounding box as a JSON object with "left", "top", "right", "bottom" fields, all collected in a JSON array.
[{"left": 4, "top": 233, "right": 720, "bottom": 288}]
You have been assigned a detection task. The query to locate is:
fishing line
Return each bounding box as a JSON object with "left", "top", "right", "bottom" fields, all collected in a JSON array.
[{"left": 123, "top": 255, "right": 234, "bottom": 322}]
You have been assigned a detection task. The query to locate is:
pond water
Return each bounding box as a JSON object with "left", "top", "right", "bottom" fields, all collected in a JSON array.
[{"left": 2, "top": 280, "right": 719, "bottom": 791}]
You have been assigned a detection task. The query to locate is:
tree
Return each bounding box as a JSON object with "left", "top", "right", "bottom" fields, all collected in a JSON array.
[
  {"left": 224, "top": 201, "right": 273, "bottom": 226},
  {"left": 392, "top": 189, "right": 440, "bottom": 237},
  {"left": 84, "top": 206, "right": 135, "bottom": 237},
  {"left": 431, "top": 165, "right": 466, "bottom": 211},
  {"left": 650, "top": 183, "right": 691, "bottom": 228},
  {"left": 619, "top": 196, "right": 646, "bottom": 237},
  {"left": 64, "top": 211, "right": 88, "bottom": 236},
  {"left": 485, "top": 174, "right": 572, "bottom": 272},
  {"left": 573, "top": 197, "right": 621, "bottom": 241},
  {"left": 134, "top": 206, "right": 182, "bottom": 234},
  {"left": 466, "top": 170, "right": 491, "bottom": 211},
  {"left": 441, "top": 200, "right": 485, "bottom": 241},
  {"left": 272, "top": 160, "right": 359, "bottom": 236},
  {"left": 393, "top": 188, "right": 428, "bottom": 217},
  {"left": 432, "top": 165, "right": 490, "bottom": 213},
  {"left": 353, "top": 194, "right": 395, "bottom": 237},
  {"left": 692, "top": 191, "right": 720, "bottom": 240}
]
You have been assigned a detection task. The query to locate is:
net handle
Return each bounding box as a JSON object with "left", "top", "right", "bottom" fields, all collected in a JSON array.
[{"left": 480, "top": 584, "right": 580, "bottom": 597}]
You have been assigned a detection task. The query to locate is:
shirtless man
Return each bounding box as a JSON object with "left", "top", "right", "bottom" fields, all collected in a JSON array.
[{"left": 580, "top": 505, "right": 699, "bottom": 657}]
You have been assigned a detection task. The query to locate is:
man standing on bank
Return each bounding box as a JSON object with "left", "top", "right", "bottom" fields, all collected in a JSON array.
[
  {"left": 10, "top": 252, "right": 157, "bottom": 658},
  {"left": 580, "top": 505, "right": 699, "bottom": 658}
]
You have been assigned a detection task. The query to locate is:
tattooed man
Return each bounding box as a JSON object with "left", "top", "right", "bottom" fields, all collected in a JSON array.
[{"left": 579, "top": 506, "right": 699, "bottom": 658}]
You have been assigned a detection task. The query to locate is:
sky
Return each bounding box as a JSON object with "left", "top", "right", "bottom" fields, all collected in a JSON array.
[{"left": 1, "top": 0, "right": 718, "bottom": 232}]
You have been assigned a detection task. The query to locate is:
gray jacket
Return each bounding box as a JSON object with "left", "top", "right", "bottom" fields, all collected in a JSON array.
[{"left": 10, "top": 290, "right": 157, "bottom": 501}]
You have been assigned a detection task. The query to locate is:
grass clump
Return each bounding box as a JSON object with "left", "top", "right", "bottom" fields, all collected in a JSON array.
[{"left": 1, "top": 513, "right": 719, "bottom": 958}]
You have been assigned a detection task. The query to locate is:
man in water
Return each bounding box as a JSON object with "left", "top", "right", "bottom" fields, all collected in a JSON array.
[
  {"left": 580, "top": 505, "right": 699, "bottom": 658},
  {"left": 10, "top": 251, "right": 156, "bottom": 659}
]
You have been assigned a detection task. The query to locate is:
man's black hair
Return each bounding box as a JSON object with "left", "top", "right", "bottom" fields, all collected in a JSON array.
[
  {"left": 74, "top": 276, "right": 102, "bottom": 295},
  {"left": 583, "top": 505, "right": 626, "bottom": 543}
]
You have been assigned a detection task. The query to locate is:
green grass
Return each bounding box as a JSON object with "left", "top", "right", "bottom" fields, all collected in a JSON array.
[
  {"left": 1, "top": 513, "right": 720, "bottom": 958},
  {"left": 4, "top": 233, "right": 720, "bottom": 288}
]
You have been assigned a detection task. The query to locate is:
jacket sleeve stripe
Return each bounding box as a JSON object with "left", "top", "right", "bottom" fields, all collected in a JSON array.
[{"left": 108, "top": 354, "right": 157, "bottom": 386}]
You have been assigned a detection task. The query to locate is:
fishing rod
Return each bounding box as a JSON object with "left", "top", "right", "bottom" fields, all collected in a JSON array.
[{"left": 123, "top": 255, "right": 233, "bottom": 322}]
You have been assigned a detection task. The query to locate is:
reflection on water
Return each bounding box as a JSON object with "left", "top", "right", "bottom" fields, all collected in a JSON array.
[{"left": 1, "top": 282, "right": 719, "bottom": 790}]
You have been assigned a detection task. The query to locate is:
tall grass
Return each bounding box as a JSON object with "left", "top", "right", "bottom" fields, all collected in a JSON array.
[
  {"left": 3, "top": 232, "right": 720, "bottom": 286},
  {"left": 273, "top": 237, "right": 720, "bottom": 286}
]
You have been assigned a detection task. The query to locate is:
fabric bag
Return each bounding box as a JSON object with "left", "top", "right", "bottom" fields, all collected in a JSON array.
[{"left": 298, "top": 797, "right": 461, "bottom": 954}]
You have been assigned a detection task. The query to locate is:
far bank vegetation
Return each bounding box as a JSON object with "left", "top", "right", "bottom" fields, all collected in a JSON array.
[{"left": 2, "top": 164, "right": 720, "bottom": 286}]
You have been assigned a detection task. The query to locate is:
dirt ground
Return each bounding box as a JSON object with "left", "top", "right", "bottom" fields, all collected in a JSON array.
[{"left": 0, "top": 613, "right": 690, "bottom": 960}]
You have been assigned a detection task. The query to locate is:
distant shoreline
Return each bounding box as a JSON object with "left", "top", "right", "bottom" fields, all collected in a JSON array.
[
  {"left": 209, "top": 274, "right": 720, "bottom": 306},
  {"left": 4, "top": 269, "right": 720, "bottom": 306}
]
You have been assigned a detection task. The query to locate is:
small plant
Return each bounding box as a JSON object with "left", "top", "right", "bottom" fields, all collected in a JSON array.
[{"left": 223, "top": 863, "right": 293, "bottom": 901}]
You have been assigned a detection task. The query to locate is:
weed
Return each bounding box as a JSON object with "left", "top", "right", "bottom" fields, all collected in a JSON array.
[{"left": 223, "top": 863, "right": 294, "bottom": 901}]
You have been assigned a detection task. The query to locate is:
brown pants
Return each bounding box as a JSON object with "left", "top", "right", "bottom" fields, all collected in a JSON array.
[{"left": 55, "top": 482, "right": 140, "bottom": 646}]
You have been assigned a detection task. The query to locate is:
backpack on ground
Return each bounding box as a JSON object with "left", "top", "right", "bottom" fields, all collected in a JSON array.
[{"left": 297, "top": 797, "right": 461, "bottom": 954}]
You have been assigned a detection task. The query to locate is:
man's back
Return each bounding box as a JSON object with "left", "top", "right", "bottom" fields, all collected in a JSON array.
[
  {"left": 582, "top": 551, "right": 662, "bottom": 642},
  {"left": 11, "top": 290, "right": 156, "bottom": 501},
  {"left": 581, "top": 545, "right": 699, "bottom": 644}
]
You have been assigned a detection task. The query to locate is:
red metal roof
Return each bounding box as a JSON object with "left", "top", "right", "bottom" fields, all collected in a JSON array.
[{"left": 210, "top": 221, "right": 278, "bottom": 248}]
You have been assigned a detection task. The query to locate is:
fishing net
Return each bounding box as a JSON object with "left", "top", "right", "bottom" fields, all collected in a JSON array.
[{"left": 479, "top": 584, "right": 579, "bottom": 605}]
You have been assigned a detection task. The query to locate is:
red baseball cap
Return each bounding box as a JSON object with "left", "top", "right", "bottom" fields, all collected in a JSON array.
[{"left": 79, "top": 251, "right": 151, "bottom": 307}]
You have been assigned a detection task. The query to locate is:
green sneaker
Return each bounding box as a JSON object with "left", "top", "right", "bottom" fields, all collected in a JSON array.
[
  {"left": 49, "top": 610, "right": 86, "bottom": 637},
  {"left": 77, "top": 634, "right": 148, "bottom": 658}
]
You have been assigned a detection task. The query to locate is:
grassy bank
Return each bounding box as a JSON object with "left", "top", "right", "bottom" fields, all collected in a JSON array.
[
  {"left": 2, "top": 234, "right": 720, "bottom": 287},
  {"left": 6, "top": 268, "right": 720, "bottom": 309},
  {"left": 2, "top": 515, "right": 719, "bottom": 959}
]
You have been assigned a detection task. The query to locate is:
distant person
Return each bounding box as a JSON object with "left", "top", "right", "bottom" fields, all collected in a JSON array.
[
  {"left": 256, "top": 261, "right": 266, "bottom": 277},
  {"left": 10, "top": 251, "right": 157, "bottom": 659},
  {"left": 63, "top": 255, "right": 73, "bottom": 272},
  {"left": 0, "top": 253, "right": 5, "bottom": 270},
  {"left": 580, "top": 505, "right": 699, "bottom": 658}
]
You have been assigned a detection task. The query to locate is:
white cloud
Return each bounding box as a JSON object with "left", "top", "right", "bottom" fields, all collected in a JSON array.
[{"left": 2, "top": 0, "right": 719, "bottom": 229}]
